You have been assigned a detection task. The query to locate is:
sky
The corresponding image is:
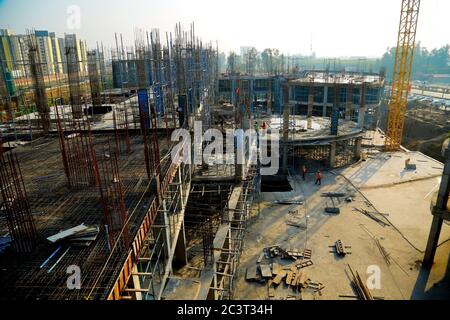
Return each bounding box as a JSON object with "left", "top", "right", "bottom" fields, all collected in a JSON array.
[{"left": 0, "top": 0, "right": 449, "bottom": 58}]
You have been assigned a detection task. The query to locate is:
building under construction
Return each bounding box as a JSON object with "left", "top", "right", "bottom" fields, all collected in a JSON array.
[{"left": 0, "top": 2, "right": 449, "bottom": 301}]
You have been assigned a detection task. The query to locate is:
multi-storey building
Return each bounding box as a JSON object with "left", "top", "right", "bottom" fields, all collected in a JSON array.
[{"left": 34, "top": 30, "right": 55, "bottom": 75}]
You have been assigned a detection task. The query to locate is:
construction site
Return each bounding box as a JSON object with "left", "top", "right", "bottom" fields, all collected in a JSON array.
[{"left": 0, "top": 0, "right": 449, "bottom": 301}]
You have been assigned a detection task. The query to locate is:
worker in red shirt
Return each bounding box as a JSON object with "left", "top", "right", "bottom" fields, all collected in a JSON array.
[
  {"left": 315, "top": 170, "right": 323, "bottom": 186},
  {"left": 261, "top": 122, "right": 269, "bottom": 130}
]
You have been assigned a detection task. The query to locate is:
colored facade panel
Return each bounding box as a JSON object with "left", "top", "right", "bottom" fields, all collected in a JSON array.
[{"left": 138, "top": 89, "right": 151, "bottom": 129}]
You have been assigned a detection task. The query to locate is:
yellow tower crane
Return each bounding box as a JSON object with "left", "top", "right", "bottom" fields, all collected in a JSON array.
[{"left": 385, "top": 0, "right": 421, "bottom": 151}]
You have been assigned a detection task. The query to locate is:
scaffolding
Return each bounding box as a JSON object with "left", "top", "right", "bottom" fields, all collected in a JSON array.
[
  {"left": 96, "top": 141, "right": 129, "bottom": 250},
  {"left": 0, "top": 148, "right": 37, "bottom": 253},
  {"left": 0, "top": 22, "right": 223, "bottom": 301},
  {"left": 55, "top": 106, "right": 96, "bottom": 188}
]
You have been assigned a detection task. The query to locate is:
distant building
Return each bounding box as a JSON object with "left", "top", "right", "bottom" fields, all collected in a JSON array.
[
  {"left": 240, "top": 46, "right": 252, "bottom": 57},
  {"left": 49, "top": 32, "right": 63, "bottom": 74},
  {"left": 34, "top": 30, "right": 56, "bottom": 75},
  {"left": 0, "top": 29, "right": 88, "bottom": 81}
]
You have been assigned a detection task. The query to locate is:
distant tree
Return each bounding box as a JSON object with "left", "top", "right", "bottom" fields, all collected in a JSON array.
[{"left": 380, "top": 44, "right": 450, "bottom": 82}]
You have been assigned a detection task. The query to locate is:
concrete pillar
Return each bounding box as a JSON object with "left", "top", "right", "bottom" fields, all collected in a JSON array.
[
  {"left": 173, "top": 223, "right": 188, "bottom": 268},
  {"left": 358, "top": 83, "right": 367, "bottom": 128},
  {"left": 307, "top": 94, "right": 313, "bottom": 130},
  {"left": 355, "top": 137, "right": 363, "bottom": 159},
  {"left": 268, "top": 78, "right": 273, "bottom": 115},
  {"left": 423, "top": 216, "right": 444, "bottom": 268},
  {"left": 282, "top": 85, "right": 290, "bottom": 174},
  {"left": 235, "top": 127, "right": 245, "bottom": 182},
  {"left": 323, "top": 86, "right": 328, "bottom": 117},
  {"left": 346, "top": 85, "right": 353, "bottom": 121},
  {"left": 231, "top": 78, "right": 236, "bottom": 105},
  {"left": 423, "top": 146, "right": 450, "bottom": 268},
  {"left": 161, "top": 200, "right": 172, "bottom": 260},
  {"left": 329, "top": 141, "right": 337, "bottom": 168}
]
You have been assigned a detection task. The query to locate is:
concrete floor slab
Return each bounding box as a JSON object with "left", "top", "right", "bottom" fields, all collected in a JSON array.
[{"left": 235, "top": 151, "right": 450, "bottom": 300}]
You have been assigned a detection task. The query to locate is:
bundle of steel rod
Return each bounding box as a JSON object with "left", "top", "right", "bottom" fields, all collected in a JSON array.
[
  {"left": 139, "top": 106, "right": 161, "bottom": 182},
  {"left": 347, "top": 264, "right": 374, "bottom": 300},
  {"left": 0, "top": 149, "right": 37, "bottom": 253},
  {"left": 96, "top": 141, "right": 129, "bottom": 249},
  {"left": 55, "top": 106, "right": 96, "bottom": 188},
  {"left": 113, "top": 107, "right": 132, "bottom": 155}
]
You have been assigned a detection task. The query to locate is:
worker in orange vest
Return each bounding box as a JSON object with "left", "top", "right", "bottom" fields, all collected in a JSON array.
[{"left": 315, "top": 170, "right": 323, "bottom": 186}]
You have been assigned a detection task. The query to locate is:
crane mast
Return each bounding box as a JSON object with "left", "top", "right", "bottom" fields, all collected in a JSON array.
[{"left": 385, "top": 0, "right": 421, "bottom": 151}]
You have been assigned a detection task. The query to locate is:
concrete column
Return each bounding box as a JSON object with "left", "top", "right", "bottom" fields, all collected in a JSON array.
[
  {"left": 423, "top": 216, "right": 444, "bottom": 268},
  {"left": 346, "top": 85, "right": 353, "bottom": 121},
  {"left": 268, "top": 77, "right": 273, "bottom": 115},
  {"left": 355, "top": 137, "right": 363, "bottom": 159},
  {"left": 161, "top": 200, "right": 172, "bottom": 260},
  {"left": 231, "top": 78, "right": 236, "bottom": 105},
  {"left": 329, "top": 141, "right": 337, "bottom": 168},
  {"left": 323, "top": 86, "right": 328, "bottom": 117},
  {"left": 173, "top": 223, "right": 188, "bottom": 268},
  {"left": 358, "top": 83, "right": 367, "bottom": 128},
  {"left": 282, "top": 85, "right": 290, "bottom": 174},
  {"left": 423, "top": 146, "right": 450, "bottom": 267},
  {"left": 307, "top": 94, "right": 313, "bottom": 130},
  {"left": 235, "top": 129, "right": 245, "bottom": 182}
]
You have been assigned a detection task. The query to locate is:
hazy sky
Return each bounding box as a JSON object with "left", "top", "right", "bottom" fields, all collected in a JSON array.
[{"left": 0, "top": 0, "right": 449, "bottom": 57}]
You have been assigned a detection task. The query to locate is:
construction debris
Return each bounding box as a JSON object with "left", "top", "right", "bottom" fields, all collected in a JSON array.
[
  {"left": 324, "top": 194, "right": 342, "bottom": 214},
  {"left": 330, "top": 240, "right": 352, "bottom": 257},
  {"left": 273, "top": 200, "right": 304, "bottom": 205},
  {"left": 322, "top": 192, "right": 346, "bottom": 198},
  {"left": 353, "top": 208, "right": 390, "bottom": 227},
  {"left": 260, "top": 264, "right": 273, "bottom": 278},
  {"left": 47, "top": 224, "right": 99, "bottom": 247},
  {"left": 263, "top": 246, "right": 312, "bottom": 261},
  {"left": 347, "top": 264, "right": 374, "bottom": 300},
  {"left": 375, "top": 239, "right": 391, "bottom": 265},
  {"left": 245, "top": 265, "right": 260, "bottom": 282}
]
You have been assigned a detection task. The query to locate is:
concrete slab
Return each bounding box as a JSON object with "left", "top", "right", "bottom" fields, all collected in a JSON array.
[
  {"left": 234, "top": 150, "right": 450, "bottom": 300},
  {"left": 162, "top": 277, "right": 201, "bottom": 300}
]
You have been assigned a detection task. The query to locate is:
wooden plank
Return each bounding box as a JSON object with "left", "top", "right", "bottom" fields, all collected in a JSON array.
[
  {"left": 47, "top": 224, "right": 88, "bottom": 243},
  {"left": 272, "top": 263, "right": 282, "bottom": 276},
  {"left": 260, "top": 264, "right": 273, "bottom": 278},
  {"left": 272, "top": 271, "right": 287, "bottom": 285},
  {"left": 246, "top": 265, "right": 259, "bottom": 281},
  {"left": 286, "top": 271, "right": 293, "bottom": 285},
  {"left": 298, "top": 272, "right": 308, "bottom": 288}
]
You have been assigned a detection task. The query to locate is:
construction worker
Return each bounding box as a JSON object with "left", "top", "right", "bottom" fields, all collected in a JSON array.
[
  {"left": 315, "top": 170, "right": 323, "bottom": 186},
  {"left": 302, "top": 165, "right": 308, "bottom": 181},
  {"left": 261, "top": 121, "right": 268, "bottom": 130}
]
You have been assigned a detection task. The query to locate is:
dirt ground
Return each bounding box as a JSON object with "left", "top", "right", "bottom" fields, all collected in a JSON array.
[{"left": 234, "top": 151, "right": 450, "bottom": 300}]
